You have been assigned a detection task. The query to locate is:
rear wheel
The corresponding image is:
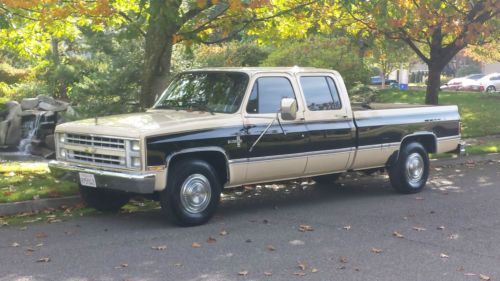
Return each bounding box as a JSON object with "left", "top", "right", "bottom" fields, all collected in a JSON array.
[
  {"left": 79, "top": 185, "right": 131, "bottom": 212},
  {"left": 160, "top": 159, "right": 221, "bottom": 226},
  {"left": 486, "top": 86, "right": 496, "bottom": 93},
  {"left": 388, "top": 142, "right": 429, "bottom": 194}
]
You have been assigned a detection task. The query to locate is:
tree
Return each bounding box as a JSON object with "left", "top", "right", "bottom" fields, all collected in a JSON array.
[{"left": 340, "top": 0, "right": 500, "bottom": 104}]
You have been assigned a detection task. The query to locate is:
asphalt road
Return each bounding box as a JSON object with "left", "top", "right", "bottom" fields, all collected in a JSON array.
[{"left": 1, "top": 159, "right": 500, "bottom": 281}]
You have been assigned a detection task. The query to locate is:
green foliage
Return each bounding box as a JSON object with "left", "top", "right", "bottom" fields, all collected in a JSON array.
[
  {"left": 193, "top": 42, "right": 270, "bottom": 68},
  {"left": 262, "top": 37, "right": 370, "bottom": 89},
  {"left": 349, "top": 82, "right": 377, "bottom": 103},
  {"left": 375, "top": 89, "right": 500, "bottom": 138},
  {"left": 0, "top": 63, "right": 29, "bottom": 84},
  {"left": 456, "top": 64, "right": 482, "bottom": 77}
]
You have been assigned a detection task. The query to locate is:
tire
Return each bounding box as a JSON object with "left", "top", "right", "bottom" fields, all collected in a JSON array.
[
  {"left": 486, "top": 86, "right": 496, "bottom": 93},
  {"left": 79, "top": 185, "right": 130, "bottom": 212},
  {"left": 388, "top": 142, "right": 429, "bottom": 194},
  {"left": 160, "top": 159, "right": 221, "bottom": 226},
  {"left": 313, "top": 173, "right": 341, "bottom": 185}
]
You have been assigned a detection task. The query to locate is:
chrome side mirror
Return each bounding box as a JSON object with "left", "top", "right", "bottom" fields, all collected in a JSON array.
[{"left": 280, "top": 98, "right": 297, "bottom": 120}]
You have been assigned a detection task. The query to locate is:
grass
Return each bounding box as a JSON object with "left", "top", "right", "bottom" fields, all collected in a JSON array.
[
  {"left": 375, "top": 89, "right": 500, "bottom": 138},
  {"left": 0, "top": 162, "right": 78, "bottom": 203}
]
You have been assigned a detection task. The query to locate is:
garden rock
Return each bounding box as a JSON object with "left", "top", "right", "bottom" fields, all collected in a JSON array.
[{"left": 20, "top": 98, "right": 39, "bottom": 110}]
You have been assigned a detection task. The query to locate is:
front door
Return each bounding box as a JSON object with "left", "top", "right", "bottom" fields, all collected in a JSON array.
[{"left": 242, "top": 74, "right": 309, "bottom": 183}]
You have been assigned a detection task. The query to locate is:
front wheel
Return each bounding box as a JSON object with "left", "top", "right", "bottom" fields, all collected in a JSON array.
[
  {"left": 160, "top": 159, "right": 221, "bottom": 226},
  {"left": 79, "top": 185, "right": 131, "bottom": 212},
  {"left": 486, "top": 86, "right": 496, "bottom": 93},
  {"left": 388, "top": 142, "right": 430, "bottom": 194}
]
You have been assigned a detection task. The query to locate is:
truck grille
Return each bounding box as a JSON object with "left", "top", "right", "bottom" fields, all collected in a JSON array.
[
  {"left": 66, "top": 133, "right": 125, "bottom": 149},
  {"left": 72, "top": 151, "right": 122, "bottom": 166}
]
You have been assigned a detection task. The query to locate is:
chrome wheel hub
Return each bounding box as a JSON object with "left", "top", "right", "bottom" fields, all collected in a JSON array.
[
  {"left": 180, "top": 174, "right": 211, "bottom": 214},
  {"left": 406, "top": 153, "right": 424, "bottom": 184}
]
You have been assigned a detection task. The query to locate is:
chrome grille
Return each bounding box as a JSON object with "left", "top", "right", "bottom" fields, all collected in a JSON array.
[
  {"left": 71, "top": 151, "right": 122, "bottom": 166},
  {"left": 66, "top": 134, "right": 125, "bottom": 149}
]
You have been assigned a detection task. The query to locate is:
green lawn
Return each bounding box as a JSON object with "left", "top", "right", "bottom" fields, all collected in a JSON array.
[
  {"left": 0, "top": 162, "right": 78, "bottom": 203},
  {"left": 375, "top": 89, "right": 500, "bottom": 138}
]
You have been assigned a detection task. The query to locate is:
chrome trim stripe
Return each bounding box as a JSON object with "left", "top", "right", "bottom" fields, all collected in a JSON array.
[
  {"left": 437, "top": 135, "right": 461, "bottom": 141},
  {"left": 228, "top": 147, "right": 354, "bottom": 164}
]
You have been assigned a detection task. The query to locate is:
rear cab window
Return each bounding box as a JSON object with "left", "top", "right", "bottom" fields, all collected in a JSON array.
[{"left": 300, "top": 76, "right": 342, "bottom": 111}]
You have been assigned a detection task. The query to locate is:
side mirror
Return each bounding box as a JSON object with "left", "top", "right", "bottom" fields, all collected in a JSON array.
[{"left": 280, "top": 98, "right": 297, "bottom": 121}]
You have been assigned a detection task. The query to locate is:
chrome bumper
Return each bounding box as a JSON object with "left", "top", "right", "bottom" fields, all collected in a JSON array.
[{"left": 48, "top": 160, "right": 156, "bottom": 194}]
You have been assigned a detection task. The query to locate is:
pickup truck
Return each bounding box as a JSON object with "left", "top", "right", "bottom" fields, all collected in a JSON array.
[{"left": 49, "top": 67, "right": 464, "bottom": 226}]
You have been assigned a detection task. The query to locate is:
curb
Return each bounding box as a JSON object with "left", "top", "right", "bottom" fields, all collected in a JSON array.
[
  {"left": 432, "top": 152, "right": 500, "bottom": 167},
  {"left": 0, "top": 196, "right": 81, "bottom": 217}
]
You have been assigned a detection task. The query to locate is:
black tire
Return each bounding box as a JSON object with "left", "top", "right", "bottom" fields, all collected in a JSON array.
[
  {"left": 313, "top": 173, "right": 341, "bottom": 185},
  {"left": 79, "top": 185, "right": 130, "bottom": 212},
  {"left": 389, "top": 142, "right": 430, "bottom": 194},
  {"left": 160, "top": 159, "right": 221, "bottom": 226},
  {"left": 486, "top": 86, "right": 496, "bottom": 93}
]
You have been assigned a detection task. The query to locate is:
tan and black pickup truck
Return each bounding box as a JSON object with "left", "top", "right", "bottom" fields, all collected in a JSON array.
[{"left": 49, "top": 67, "right": 464, "bottom": 226}]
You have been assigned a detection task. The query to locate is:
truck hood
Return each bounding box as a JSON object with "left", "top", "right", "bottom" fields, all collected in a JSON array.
[{"left": 55, "top": 110, "right": 242, "bottom": 138}]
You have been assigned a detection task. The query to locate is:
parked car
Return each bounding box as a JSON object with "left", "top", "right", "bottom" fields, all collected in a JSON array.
[
  {"left": 459, "top": 74, "right": 487, "bottom": 91},
  {"left": 477, "top": 73, "right": 500, "bottom": 92},
  {"left": 370, "top": 76, "right": 398, "bottom": 86},
  {"left": 441, "top": 73, "right": 484, "bottom": 91},
  {"left": 49, "top": 67, "right": 463, "bottom": 226}
]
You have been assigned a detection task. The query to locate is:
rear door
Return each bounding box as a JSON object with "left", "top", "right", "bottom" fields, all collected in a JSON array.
[{"left": 297, "top": 73, "right": 356, "bottom": 175}]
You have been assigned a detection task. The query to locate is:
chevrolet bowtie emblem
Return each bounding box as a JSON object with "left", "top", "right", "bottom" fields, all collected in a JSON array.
[
  {"left": 84, "top": 147, "right": 97, "bottom": 154},
  {"left": 228, "top": 135, "right": 242, "bottom": 148}
]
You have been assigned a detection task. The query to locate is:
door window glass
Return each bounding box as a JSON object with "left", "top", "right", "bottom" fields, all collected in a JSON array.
[
  {"left": 300, "top": 76, "right": 342, "bottom": 111},
  {"left": 246, "top": 77, "right": 296, "bottom": 114}
]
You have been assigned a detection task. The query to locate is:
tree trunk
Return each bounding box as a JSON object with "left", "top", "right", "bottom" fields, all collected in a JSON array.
[
  {"left": 425, "top": 63, "right": 443, "bottom": 105},
  {"left": 140, "top": 0, "right": 181, "bottom": 109}
]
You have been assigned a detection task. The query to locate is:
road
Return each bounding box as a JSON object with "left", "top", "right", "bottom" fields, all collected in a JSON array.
[{"left": 1, "top": 159, "right": 500, "bottom": 281}]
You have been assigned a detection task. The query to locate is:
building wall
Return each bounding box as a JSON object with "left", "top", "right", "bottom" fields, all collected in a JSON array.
[{"left": 483, "top": 63, "right": 500, "bottom": 74}]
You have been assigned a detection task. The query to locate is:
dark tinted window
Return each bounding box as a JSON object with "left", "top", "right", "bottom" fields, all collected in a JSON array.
[
  {"left": 153, "top": 72, "right": 248, "bottom": 113},
  {"left": 247, "top": 77, "right": 295, "bottom": 114},
  {"left": 300, "top": 76, "right": 341, "bottom": 111}
]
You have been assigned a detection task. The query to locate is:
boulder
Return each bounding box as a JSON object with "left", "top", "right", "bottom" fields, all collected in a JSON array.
[
  {"left": 44, "top": 134, "right": 55, "bottom": 150},
  {"left": 36, "top": 95, "right": 69, "bottom": 112},
  {"left": 21, "top": 98, "right": 39, "bottom": 110},
  {"left": 0, "top": 101, "right": 22, "bottom": 146}
]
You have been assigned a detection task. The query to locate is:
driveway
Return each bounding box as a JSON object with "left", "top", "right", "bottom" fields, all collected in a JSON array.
[{"left": 1, "top": 159, "right": 500, "bottom": 281}]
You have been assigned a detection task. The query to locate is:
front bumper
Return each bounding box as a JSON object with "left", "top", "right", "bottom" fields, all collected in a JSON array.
[{"left": 48, "top": 160, "right": 156, "bottom": 194}]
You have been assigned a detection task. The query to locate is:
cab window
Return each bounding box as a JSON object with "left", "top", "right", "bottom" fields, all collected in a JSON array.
[
  {"left": 300, "top": 76, "right": 342, "bottom": 111},
  {"left": 246, "top": 77, "right": 296, "bottom": 114}
]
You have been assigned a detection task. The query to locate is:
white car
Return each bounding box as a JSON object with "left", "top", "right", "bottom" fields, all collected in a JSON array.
[
  {"left": 441, "top": 74, "right": 484, "bottom": 91},
  {"left": 460, "top": 74, "right": 487, "bottom": 91},
  {"left": 478, "top": 73, "right": 500, "bottom": 92}
]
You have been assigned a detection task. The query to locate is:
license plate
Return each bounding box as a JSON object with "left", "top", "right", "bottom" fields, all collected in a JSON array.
[{"left": 79, "top": 172, "right": 97, "bottom": 188}]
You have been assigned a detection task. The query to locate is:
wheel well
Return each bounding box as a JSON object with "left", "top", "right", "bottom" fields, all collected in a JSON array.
[
  {"left": 167, "top": 151, "right": 229, "bottom": 184},
  {"left": 401, "top": 134, "right": 437, "bottom": 153}
]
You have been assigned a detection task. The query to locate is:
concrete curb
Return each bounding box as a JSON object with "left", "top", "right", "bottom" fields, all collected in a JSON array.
[{"left": 0, "top": 196, "right": 81, "bottom": 217}]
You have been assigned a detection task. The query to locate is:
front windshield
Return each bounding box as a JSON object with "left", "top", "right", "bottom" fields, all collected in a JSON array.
[{"left": 153, "top": 72, "right": 249, "bottom": 113}]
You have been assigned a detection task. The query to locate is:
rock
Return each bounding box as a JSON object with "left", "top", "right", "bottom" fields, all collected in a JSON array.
[
  {"left": 38, "top": 101, "right": 69, "bottom": 112},
  {"left": 44, "top": 134, "right": 55, "bottom": 150},
  {"left": 21, "top": 98, "right": 39, "bottom": 110},
  {"left": 0, "top": 102, "right": 22, "bottom": 146}
]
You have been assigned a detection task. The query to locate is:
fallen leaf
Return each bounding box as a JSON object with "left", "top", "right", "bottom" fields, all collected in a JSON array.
[
  {"left": 297, "top": 261, "right": 307, "bottom": 271},
  {"left": 437, "top": 226, "right": 446, "bottom": 230},
  {"left": 289, "top": 240, "right": 305, "bottom": 246},
  {"left": 448, "top": 234, "right": 459, "bottom": 240},
  {"left": 337, "top": 265, "right": 346, "bottom": 270},
  {"left": 393, "top": 231, "right": 405, "bottom": 238},
  {"left": 20, "top": 226, "right": 27, "bottom": 231},
  {"left": 440, "top": 253, "right": 449, "bottom": 258},
  {"left": 120, "top": 263, "right": 128, "bottom": 268},
  {"left": 207, "top": 237, "right": 217, "bottom": 244},
  {"left": 151, "top": 245, "right": 167, "bottom": 251},
  {"left": 264, "top": 272, "right": 272, "bottom": 276},
  {"left": 174, "top": 263, "right": 183, "bottom": 267},
  {"left": 298, "top": 225, "right": 314, "bottom": 232},
  {"left": 35, "top": 243, "right": 43, "bottom": 247},
  {"left": 191, "top": 242, "right": 202, "bottom": 248},
  {"left": 415, "top": 197, "right": 424, "bottom": 200},
  {"left": 413, "top": 226, "right": 426, "bottom": 231},
  {"left": 26, "top": 248, "right": 35, "bottom": 252},
  {"left": 220, "top": 230, "right": 228, "bottom": 236},
  {"left": 37, "top": 257, "right": 50, "bottom": 263},
  {"left": 464, "top": 273, "right": 477, "bottom": 276},
  {"left": 311, "top": 268, "right": 318, "bottom": 273},
  {"left": 371, "top": 248, "right": 383, "bottom": 254},
  {"left": 238, "top": 270, "right": 248, "bottom": 276},
  {"left": 267, "top": 245, "right": 276, "bottom": 251},
  {"left": 35, "top": 232, "right": 47, "bottom": 238},
  {"left": 294, "top": 272, "right": 306, "bottom": 276},
  {"left": 479, "top": 274, "right": 491, "bottom": 280},
  {"left": 339, "top": 256, "right": 348, "bottom": 263},
  {"left": 343, "top": 225, "right": 351, "bottom": 230},
  {"left": 11, "top": 242, "right": 20, "bottom": 247}
]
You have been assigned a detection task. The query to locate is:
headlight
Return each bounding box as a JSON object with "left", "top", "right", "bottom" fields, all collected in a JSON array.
[
  {"left": 131, "top": 140, "right": 140, "bottom": 151},
  {"left": 59, "top": 134, "right": 65, "bottom": 143},
  {"left": 131, "top": 157, "right": 141, "bottom": 167}
]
